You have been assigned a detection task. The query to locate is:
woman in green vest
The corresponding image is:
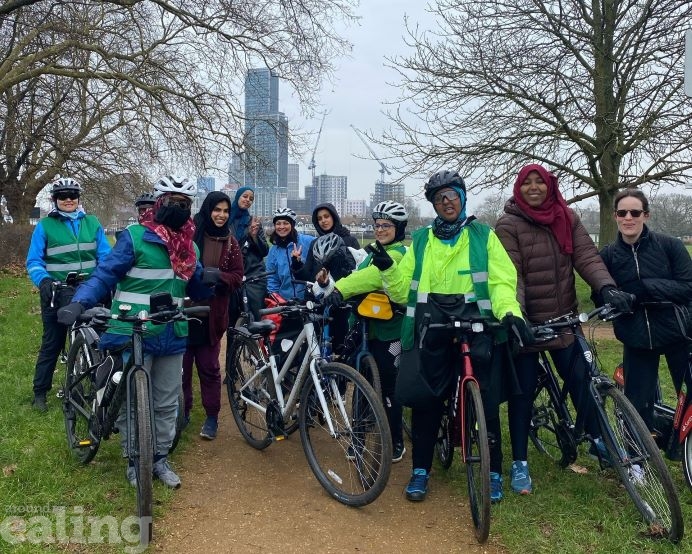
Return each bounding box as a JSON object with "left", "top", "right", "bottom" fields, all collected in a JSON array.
[
  {"left": 26, "top": 177, "right": 111, "bottom": 411},
  {"left": 58, "top": 175, "right": 214, "bottom": 489},
  {"left": 321, "top": 200, "right": 409, "bottom": 463},
  {"left": 367, "top": 170, "right": 534, "bottom": 503}
]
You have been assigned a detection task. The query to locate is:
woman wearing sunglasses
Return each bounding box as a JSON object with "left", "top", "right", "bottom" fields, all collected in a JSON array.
[
  {"left": 599, "top": 189, "right": 692, "bottom": 438},
  {"left": 494, "top": 163, "right": 632, "bottom": 498}
]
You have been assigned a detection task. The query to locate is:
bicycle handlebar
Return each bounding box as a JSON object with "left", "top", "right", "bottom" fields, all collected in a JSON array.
[
  {"left": 77, "top": 304, "right": 210, "bottom": 325},
  {"left": 530, "top": 304, "right": 620, "bottom": 338}
]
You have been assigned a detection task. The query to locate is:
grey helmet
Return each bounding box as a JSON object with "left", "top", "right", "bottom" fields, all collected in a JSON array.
[
  {"left": 312, "top": 232, "right": 344, "bottom": 266},
  {"left": 50, "top": 177, "right": 82, "bottom": 198}
]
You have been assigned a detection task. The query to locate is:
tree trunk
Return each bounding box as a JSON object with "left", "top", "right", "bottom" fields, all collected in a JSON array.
[{"left": 597, "top": 189, "right": 617, "bottom": 248}]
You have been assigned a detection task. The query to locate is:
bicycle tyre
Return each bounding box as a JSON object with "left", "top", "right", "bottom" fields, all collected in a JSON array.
[
  {"left": 358, "top": 353, "right": 382, "bottom": 400},
  {"left": 435, "top": 398, "right": 454, "bottom": 469},
  {"left": 169, "top": 387, "right": 185, "bottom": 454},
  {"left": 463, "top": 380, "right": 491, "bottom": 544},
  {"left": 683, "top": 433, "right": 692, "bottom": 489},
  {"left": 298, "top": 361, "right": 392, "bottom": 507},
  {"left": 597, "top": 384, "right": 683, "bottom": 543},
  {"left": 63, "top": 333, "right": 101, "bottom": 464},
  {"left": 528, "top": 383, "right": 577, "bottom": 468},
  {"left": 133, "top": 370, "right": 153, "bottom": 546},
  {"left": 226, "top": 334, "right": 272, "bottom": 449}
]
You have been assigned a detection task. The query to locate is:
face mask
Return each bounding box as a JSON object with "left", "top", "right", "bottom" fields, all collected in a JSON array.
[{"left": 155, "top": 205, "right": 191, "bottom": 230}]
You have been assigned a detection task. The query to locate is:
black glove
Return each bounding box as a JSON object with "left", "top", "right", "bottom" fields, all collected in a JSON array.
[
  {"left": 201, "top": 267, "right": 222, "bottom": 286},
  {"left": 368, "top": 241, "right": 393, "bottom": 271},
  {"left": 57, "top": 302, "right": 85, "bottom": 326},
  {"left": 39, "top": 278, "right": 53, "bottom": 304},
  {"left": 601, "top": 286, "right": 634, "bottom": 313},
  {"left": 503, "top": 314, "right": 535, "bottom": 347},
  {"left": 323, "top": 289, "right": 344, "bottom": 307}
]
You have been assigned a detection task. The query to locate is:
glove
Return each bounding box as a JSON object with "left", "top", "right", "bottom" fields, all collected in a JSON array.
[
  {"left": 57, "top": 302, "right": 85, "bottom": 326},
  {"left": 618, "top": 280, "right": 647, "bottom": 304},
  {"left": 323, "top": 289, "right": 344, "bottom": 307},
  {"left": 39, "top": 278, "right": 53, "bottom": 304},
  {"left": 601, "top": 286, "right": 634, "bottom": 313},
  {"left": 201, "top": 267, "right": 222, "bottom": 286},
  {"left": 503, "top": 314, "right": 535, "bottom": 347},
  {"left": 368, "top": 241, "right": 393, "bottom": 271}
]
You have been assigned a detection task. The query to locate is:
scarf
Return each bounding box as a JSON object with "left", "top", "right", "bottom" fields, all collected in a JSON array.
[
  {"left": 193, "top": 191, "right": 231, "bottom": 258},
  {"left": 141, "top": 195, "right": 197, "bottom": 281},
  {"left": 230, "top": 186, "right": 254, "bottom": 241},
  {"left": 512, "top": 164, "right": 573, "bottom": 254},
  {"left": 431, "top": 186, "right": 468, "bottom": 241}
]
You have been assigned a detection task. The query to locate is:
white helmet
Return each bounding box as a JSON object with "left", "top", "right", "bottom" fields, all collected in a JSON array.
[
  {"left": 272, "top": 207, "right": 297, "bottom": 224},
  {"left": 154, "top": 175, "right": 197, "bottom": 198},
  {"left": 312, "top": 233, "right": 343, "bottom": 266},
  {"left": 372, "top": 200, "right": 408, "bottom": 222}
]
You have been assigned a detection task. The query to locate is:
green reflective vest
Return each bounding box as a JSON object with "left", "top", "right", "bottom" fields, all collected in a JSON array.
[{"left": 42, "top": 215, "right": 101, "bottom": 280}]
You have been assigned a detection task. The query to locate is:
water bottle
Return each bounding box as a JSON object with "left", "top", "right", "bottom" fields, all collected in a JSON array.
[{"left": 99, "top": 370, "right": 123, "bottom": 408}]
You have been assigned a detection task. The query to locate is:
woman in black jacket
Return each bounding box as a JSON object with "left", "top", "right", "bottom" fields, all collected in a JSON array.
[{"left": 599, "top": 188, "right": 692, "bottom": 434}]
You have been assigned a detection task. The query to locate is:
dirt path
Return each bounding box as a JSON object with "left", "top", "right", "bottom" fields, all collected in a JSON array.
[{"left": 155, "top": 339, "right": 507, "bottom": 553}]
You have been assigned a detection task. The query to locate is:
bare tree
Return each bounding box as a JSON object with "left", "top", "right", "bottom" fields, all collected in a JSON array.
[
  {"left": 383, "top": 0, "right": 692, "bottom": 244},
  {"left": 473, "top": 194, "right": 507, "bottom": 227},
  {"left": 0, "top": 0, "right": 356, "bottom": 221},
  {"left": 648, "top": 193, "right": 692, "bottom": 238}
]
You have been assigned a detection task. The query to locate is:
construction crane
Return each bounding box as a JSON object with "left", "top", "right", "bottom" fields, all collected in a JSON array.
[
  {"left": 308, "top": 110, "right": 328, "bottom": 183},
  {"left": 350, "top": 124, "right": 392, "bottom": 185}
]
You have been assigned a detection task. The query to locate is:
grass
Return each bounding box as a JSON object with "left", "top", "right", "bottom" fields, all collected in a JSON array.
[{"left": 0, "top": 270, "right": 191, "bottom": 552}]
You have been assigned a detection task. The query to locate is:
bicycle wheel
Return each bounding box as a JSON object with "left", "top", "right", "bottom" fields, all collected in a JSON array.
[
  {"left": 435, "top": 398, "right": 454, "bottom": 469},
  {"left": 683, "top": 433, "right": 692, "bottom": 489},
  {"left": 226, "top": 334, "right": 272, "bottom": 449},
  {"left": 597, "top": 384, "right": 683, "bottom": 543},
  {"left": 529, "top": 383, "right": 577, "bottom": 468},
  {"left": 169, "top": 387, "right": 185, "bottom": 454},
  {"left": 463, "top": 380, "right": 490, "bottom": 544},
  {"left": 132, "top": 370, "right": 153, "bottom": 546},
  {"left": 358, "top": 353, "right": 382, "bottom": 400},
  {"left": 299, "top": 362, "right": 392, "bottom": 507},
  {"left": 63, "top": 333, "right": 101, "bottom": 464}
]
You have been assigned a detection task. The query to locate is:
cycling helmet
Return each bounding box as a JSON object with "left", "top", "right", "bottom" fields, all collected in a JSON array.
[
  {"left": 50, "top": 177, "right": 82, "bottom": 197},
  {"left": 372, "top": 200, "right": 408, "bottom": 222},
  {"left": 135, "top": 192, "right": 156, "bottom": 207},
  {"left": 423, "top": 170, "right": 466, "bottom": 201},
  {"left": 272, "top": 207, "right": 297, "bottom": 224},
  {"left": 153, "top": 175, "right": 197, "bottom": 198},
  {"left": 312, "top": 233, "right": 344, "bottom": 266}
]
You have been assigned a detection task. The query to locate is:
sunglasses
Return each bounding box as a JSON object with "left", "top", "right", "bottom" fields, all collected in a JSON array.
[
  {"left": 615, "top": 209, "right": 646, "bottom": 218},
  {"left": 373, "top": 223, "right": 395, "bottom": 230},
  {"left": 432, "top": 190, "right": 460, "bottom": 205},
  {"left": 55, "top": 193, "right": 79, "bottom": 201},
  {"left": 162, "top": 196, "right": 192, "bottom": 210}
]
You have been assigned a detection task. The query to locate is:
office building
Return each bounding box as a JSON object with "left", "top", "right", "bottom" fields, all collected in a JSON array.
[{"left": 287, "top": 163, "right": 300, "bottom": 200}]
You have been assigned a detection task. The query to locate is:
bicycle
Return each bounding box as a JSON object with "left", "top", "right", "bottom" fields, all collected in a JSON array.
[
  {"left": 417, "top": 311, "right": 506, "bottom": 544},
  {"left": 225, "top": 298, "right": 392, "bottom": 507},
  {"left": 61, "top": 293, "right": 209, "bottom": 546},
  {"left": 611, "top": 300, "right": 692, "bottom": 489},
  {"left": 528, "top": 305, "right": 684, "bottom": 543}
]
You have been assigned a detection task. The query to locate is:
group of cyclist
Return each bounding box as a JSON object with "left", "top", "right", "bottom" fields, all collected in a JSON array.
[{"left": 26, "top": 165, "right": 692, "bottom": 506}]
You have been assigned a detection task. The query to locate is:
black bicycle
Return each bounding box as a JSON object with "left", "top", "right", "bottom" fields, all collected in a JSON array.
[
  {"left": 61, "top": 293, "right": 208, "bottom": 546},
  {"left": 528, "top": 305, "right": 684, "bottom": 543}
]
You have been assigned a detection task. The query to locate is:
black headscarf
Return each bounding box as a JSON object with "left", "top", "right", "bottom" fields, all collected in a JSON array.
[{"left": 193, "top": 191, "right": 232, "bottom": 254}]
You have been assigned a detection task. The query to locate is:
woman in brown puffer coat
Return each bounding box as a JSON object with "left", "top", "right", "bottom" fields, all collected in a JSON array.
[{"left": 495, "top": 163, "right": 631, "bottom": 495}]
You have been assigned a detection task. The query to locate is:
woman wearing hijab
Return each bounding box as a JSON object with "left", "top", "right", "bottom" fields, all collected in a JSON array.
[
  {"left": 228, "top": 186, "right": 268, "bottom": 323},
  {"left": 183, "top": 191, "right": 244, "bottom": 440},
  {"left": 495, "top": 163, "right": 632, "bottom": 496}
]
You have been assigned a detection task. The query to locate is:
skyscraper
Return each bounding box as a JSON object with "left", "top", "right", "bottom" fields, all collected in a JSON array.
[
  {"left": 244, "top": 68, "right": 289, "bottom": 217},
  {"left": 287, "top": 163, "right": 300, "bottom": 200}
]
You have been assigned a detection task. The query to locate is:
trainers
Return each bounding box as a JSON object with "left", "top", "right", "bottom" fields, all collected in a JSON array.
[
  {"left": 199, "top": 416, "right": 218, "bottom": 440},
  {"left": 153, "top": 458, "right": 181, "bottom": 489},
  {"left": 32, "top": 394, "right": 48, "bottom": 412},
  {"left": 510, "top": 460, "right": 532, "bottom": 494},
  {"left": 392, "top": 442, "right": 406, "bottom": 463},
  {"left": 490, "top": 472, "right": 503, "bottom": 503},
  {"left": 125, "top": 465, "right": 137, "bottom": 488},
  {"left": 405, "top": 468, "right": 429, "bottom": 502},
  {"left": 588, "top": 438, "right": 612, "bottom": 467}
]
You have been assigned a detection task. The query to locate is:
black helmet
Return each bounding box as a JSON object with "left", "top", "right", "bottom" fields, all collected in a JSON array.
[
  {"left": 135, "top": 193, "right": 156, "bottom": 207},
  {"left": 423, "top": 170, "right": 466, "bottom": 201}
]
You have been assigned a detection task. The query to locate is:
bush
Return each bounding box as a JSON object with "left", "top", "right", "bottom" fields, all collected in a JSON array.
[{"left": 0, "top": 223, "right": 32, "bottom": 269}]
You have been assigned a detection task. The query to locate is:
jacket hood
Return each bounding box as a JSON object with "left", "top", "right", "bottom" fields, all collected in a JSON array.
[{"left": 312, "top": 202, "right": 343, "bottom": 236}]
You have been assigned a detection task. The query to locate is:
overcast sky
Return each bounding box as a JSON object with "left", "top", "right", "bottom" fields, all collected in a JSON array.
[{"left": 280, "top": 2, "right": 439, "bottom": 216}]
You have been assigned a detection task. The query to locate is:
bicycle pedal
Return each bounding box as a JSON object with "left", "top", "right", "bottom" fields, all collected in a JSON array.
[{"left": 78, "top": 439, "right": 92, "bottom": 446}]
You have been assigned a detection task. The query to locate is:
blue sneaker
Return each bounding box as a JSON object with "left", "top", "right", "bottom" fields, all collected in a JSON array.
[
  {"left": 405, "top": 468, "right": 429, "bottom": 502},
  {"left": 588, "top": 438, "right": 612, "bottom": 467},
  {"left": 490, "top": 472, "right": 503, "bottom": 503},
  {"left": 199, "top": 416, "right": 218, "bottom": 440},
  {"left": 510, "top": 460, "right": 532, "bottom": 494}
]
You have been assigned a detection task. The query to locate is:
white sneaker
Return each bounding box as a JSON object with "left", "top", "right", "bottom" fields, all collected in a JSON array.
[{"left": 153, "top": 458, "right": 181, "bottom": 489}]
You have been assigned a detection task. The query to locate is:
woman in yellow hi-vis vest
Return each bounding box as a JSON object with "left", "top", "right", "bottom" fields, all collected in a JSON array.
[{"left": 368, "top": 170, "right": 534, "bottom": 504}]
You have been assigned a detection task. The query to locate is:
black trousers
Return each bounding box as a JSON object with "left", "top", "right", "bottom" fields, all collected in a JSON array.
[{"left": 33, "top": 301, "right": 68, "bottom": 396}]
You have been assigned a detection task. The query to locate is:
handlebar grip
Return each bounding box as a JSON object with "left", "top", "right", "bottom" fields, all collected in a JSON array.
[
  {"left": 183, "top": 306, "right": 211, "bottom": 316},
  {"left": 259, "top": 306, "right": 285, "bottom": 316}
]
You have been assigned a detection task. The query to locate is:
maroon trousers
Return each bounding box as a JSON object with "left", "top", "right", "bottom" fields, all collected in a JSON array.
[{"left": 182, "top": 342, "right": 222, "bottom": 418}]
